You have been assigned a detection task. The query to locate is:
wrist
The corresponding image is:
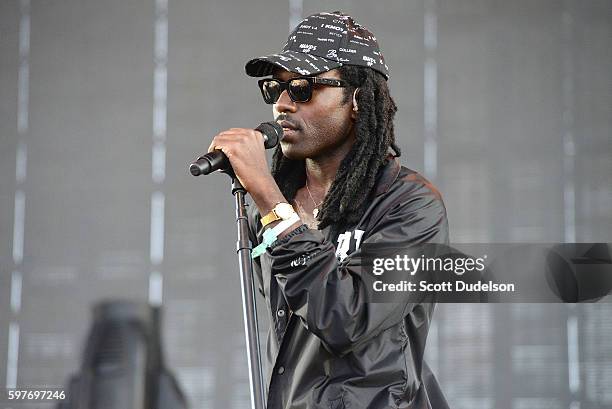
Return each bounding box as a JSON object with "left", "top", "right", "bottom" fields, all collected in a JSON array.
[
  {"left": 249, "top": 175, "right": 287, "bottom": 215},
  {"left": 252, "top": 214, "right": 301, "bottom": 258}
]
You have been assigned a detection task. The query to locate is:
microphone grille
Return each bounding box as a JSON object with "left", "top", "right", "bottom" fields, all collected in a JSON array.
[{"left": 255, "top": 121, "right": 283, "bottom": 149}]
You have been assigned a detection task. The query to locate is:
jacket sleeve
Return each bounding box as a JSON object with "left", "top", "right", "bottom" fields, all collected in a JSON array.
[{"left": 267, "top": 188, "right": 449, "bottom": 356}]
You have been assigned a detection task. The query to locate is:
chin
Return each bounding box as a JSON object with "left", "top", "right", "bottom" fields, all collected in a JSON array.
[{"left": 280, "top": 142, "right": 309, "bottom": 161}]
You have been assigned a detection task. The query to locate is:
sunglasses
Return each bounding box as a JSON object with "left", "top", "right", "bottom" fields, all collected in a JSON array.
[{"left": 257, "top": 76, "right": 348, "bottom": 104}]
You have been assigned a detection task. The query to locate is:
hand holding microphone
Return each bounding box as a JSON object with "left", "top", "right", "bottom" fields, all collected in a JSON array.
[
  {"left": 190, "top": 121, "right": 285, "bottom": 198},
  {"left": 190, "top": 121, "right": 283, "bottom": 176}
]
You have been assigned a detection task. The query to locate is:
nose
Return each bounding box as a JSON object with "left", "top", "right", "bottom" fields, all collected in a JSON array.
[{"left": 274, "top": 89, "right": 297, "bottom": 113}]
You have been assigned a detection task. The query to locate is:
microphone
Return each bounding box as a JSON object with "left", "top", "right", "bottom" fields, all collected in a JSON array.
[{"left": 189, "top": 121, "right": 283, "bottom": 176}]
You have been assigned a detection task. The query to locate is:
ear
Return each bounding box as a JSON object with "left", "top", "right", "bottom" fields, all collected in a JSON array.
[{"left": 351, "top": 88, "right": 360, "bottom": 120}]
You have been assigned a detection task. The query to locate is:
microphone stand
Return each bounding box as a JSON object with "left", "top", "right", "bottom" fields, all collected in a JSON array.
[
  {"left": 226, "top": 170, "right": 266, "bottom": 409},
  {"left": 190, "top": 122, "right": 281, "bottom": 409}
]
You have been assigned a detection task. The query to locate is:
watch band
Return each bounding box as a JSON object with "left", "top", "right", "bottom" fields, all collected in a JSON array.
[
  {"left": 261, "top": 208, "right": 281, "bottom": 227},
  {"left": 261, "top": 202, "right": 296, "bottom": 227}
]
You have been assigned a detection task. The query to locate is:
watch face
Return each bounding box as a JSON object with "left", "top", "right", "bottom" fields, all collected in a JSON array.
[{"left": 275, "top": 203, "right": 295, "bottom": 219}]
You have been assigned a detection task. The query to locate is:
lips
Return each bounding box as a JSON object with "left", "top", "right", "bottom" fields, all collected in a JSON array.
[{"left": 278, "top": 120, "right": 299, "bottom": 131}]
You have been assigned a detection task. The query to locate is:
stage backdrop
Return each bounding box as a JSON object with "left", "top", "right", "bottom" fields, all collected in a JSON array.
[{"left": 1, "top": 1, "right": 611, "bottom": 408}]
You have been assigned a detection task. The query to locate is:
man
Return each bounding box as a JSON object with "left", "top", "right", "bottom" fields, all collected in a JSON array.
[{"left": 208, "top": 11, "right": 450, "bottom": 409}]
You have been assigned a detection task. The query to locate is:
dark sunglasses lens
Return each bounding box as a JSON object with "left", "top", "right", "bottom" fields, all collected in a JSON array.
[
  {"left": 288, "top": 78, "right": 312, "bottom": 102},
  {"left": 261, "top": 80, "right": 281, "bottom": 104}
]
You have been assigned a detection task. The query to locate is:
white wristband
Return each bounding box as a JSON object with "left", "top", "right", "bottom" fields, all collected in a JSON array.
[{"left": 252, "top": 214, "right": 301, "bottom": 258}]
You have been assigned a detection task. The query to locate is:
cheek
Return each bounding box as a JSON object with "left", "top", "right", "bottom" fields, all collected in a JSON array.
[{"left": 308, "top": 109, "right": 351, "bottom": 140}]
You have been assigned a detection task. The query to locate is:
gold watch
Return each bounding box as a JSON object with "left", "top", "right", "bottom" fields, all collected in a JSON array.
[{"left": 261, "top": 202, "right": 296, "bottom": 227}]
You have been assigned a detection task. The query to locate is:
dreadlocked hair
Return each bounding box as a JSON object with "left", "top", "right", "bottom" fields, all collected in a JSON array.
[{"left": 271, "top": 65, "right": 400, "bottom": 232}]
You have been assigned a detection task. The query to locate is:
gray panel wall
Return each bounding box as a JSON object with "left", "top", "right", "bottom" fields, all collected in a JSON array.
[
  {"left": 1, "top": 1, "right": 610, "bottom": 408},
  {"left": 0, "top": 0, "right": 21, "bottom": 394}
]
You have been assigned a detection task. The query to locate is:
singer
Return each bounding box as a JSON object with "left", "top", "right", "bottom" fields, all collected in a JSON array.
[{"left": 207, "top": 11, "right": 450, "bottom": 409}]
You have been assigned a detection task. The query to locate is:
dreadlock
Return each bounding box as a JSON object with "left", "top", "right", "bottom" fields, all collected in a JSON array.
[{"left": 271, "top": 65, "right": 400, "bottom": 232}]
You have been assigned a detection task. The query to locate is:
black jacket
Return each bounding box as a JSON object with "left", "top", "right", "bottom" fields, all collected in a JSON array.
[{"left": 248, "top": 157, "right": 450, "bottom": 409}]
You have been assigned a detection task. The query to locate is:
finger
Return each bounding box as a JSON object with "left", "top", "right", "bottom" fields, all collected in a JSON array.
[
  {"left": 207, "top": 129, "right": 260, "bottom": 154},
  {"left": 207, "top": 133, "right": 232, "bottom": 153},
  {"left": 220, "top": 129, "right": 260, "bottom": 140},
  {"left": 207, "top": 139, "right": 218, "bottom": 153}
]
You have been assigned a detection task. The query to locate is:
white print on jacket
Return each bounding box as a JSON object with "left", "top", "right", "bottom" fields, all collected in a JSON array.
[{"left": 335, "top": 229, "right": 365, "bottom": 262}]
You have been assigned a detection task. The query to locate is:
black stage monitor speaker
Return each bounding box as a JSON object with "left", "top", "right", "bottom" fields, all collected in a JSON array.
[{"left": 57, "top": 300, "right": 188, "bottom": 409}]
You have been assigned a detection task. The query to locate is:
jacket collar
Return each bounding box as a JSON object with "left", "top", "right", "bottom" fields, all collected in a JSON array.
[{"left": 374, "top": 155, "right": 401, "bottom": 197}]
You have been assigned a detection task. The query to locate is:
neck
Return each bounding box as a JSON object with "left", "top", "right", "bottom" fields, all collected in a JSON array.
[
  {"left": 304, "top": 158, "right": 338, "bottom": 192},
  {"left": 305, "top": 128, "right": 356, "bottom": 193},
  {"left": 305, "top": 141, "right": 354, "bottom": 194}
]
